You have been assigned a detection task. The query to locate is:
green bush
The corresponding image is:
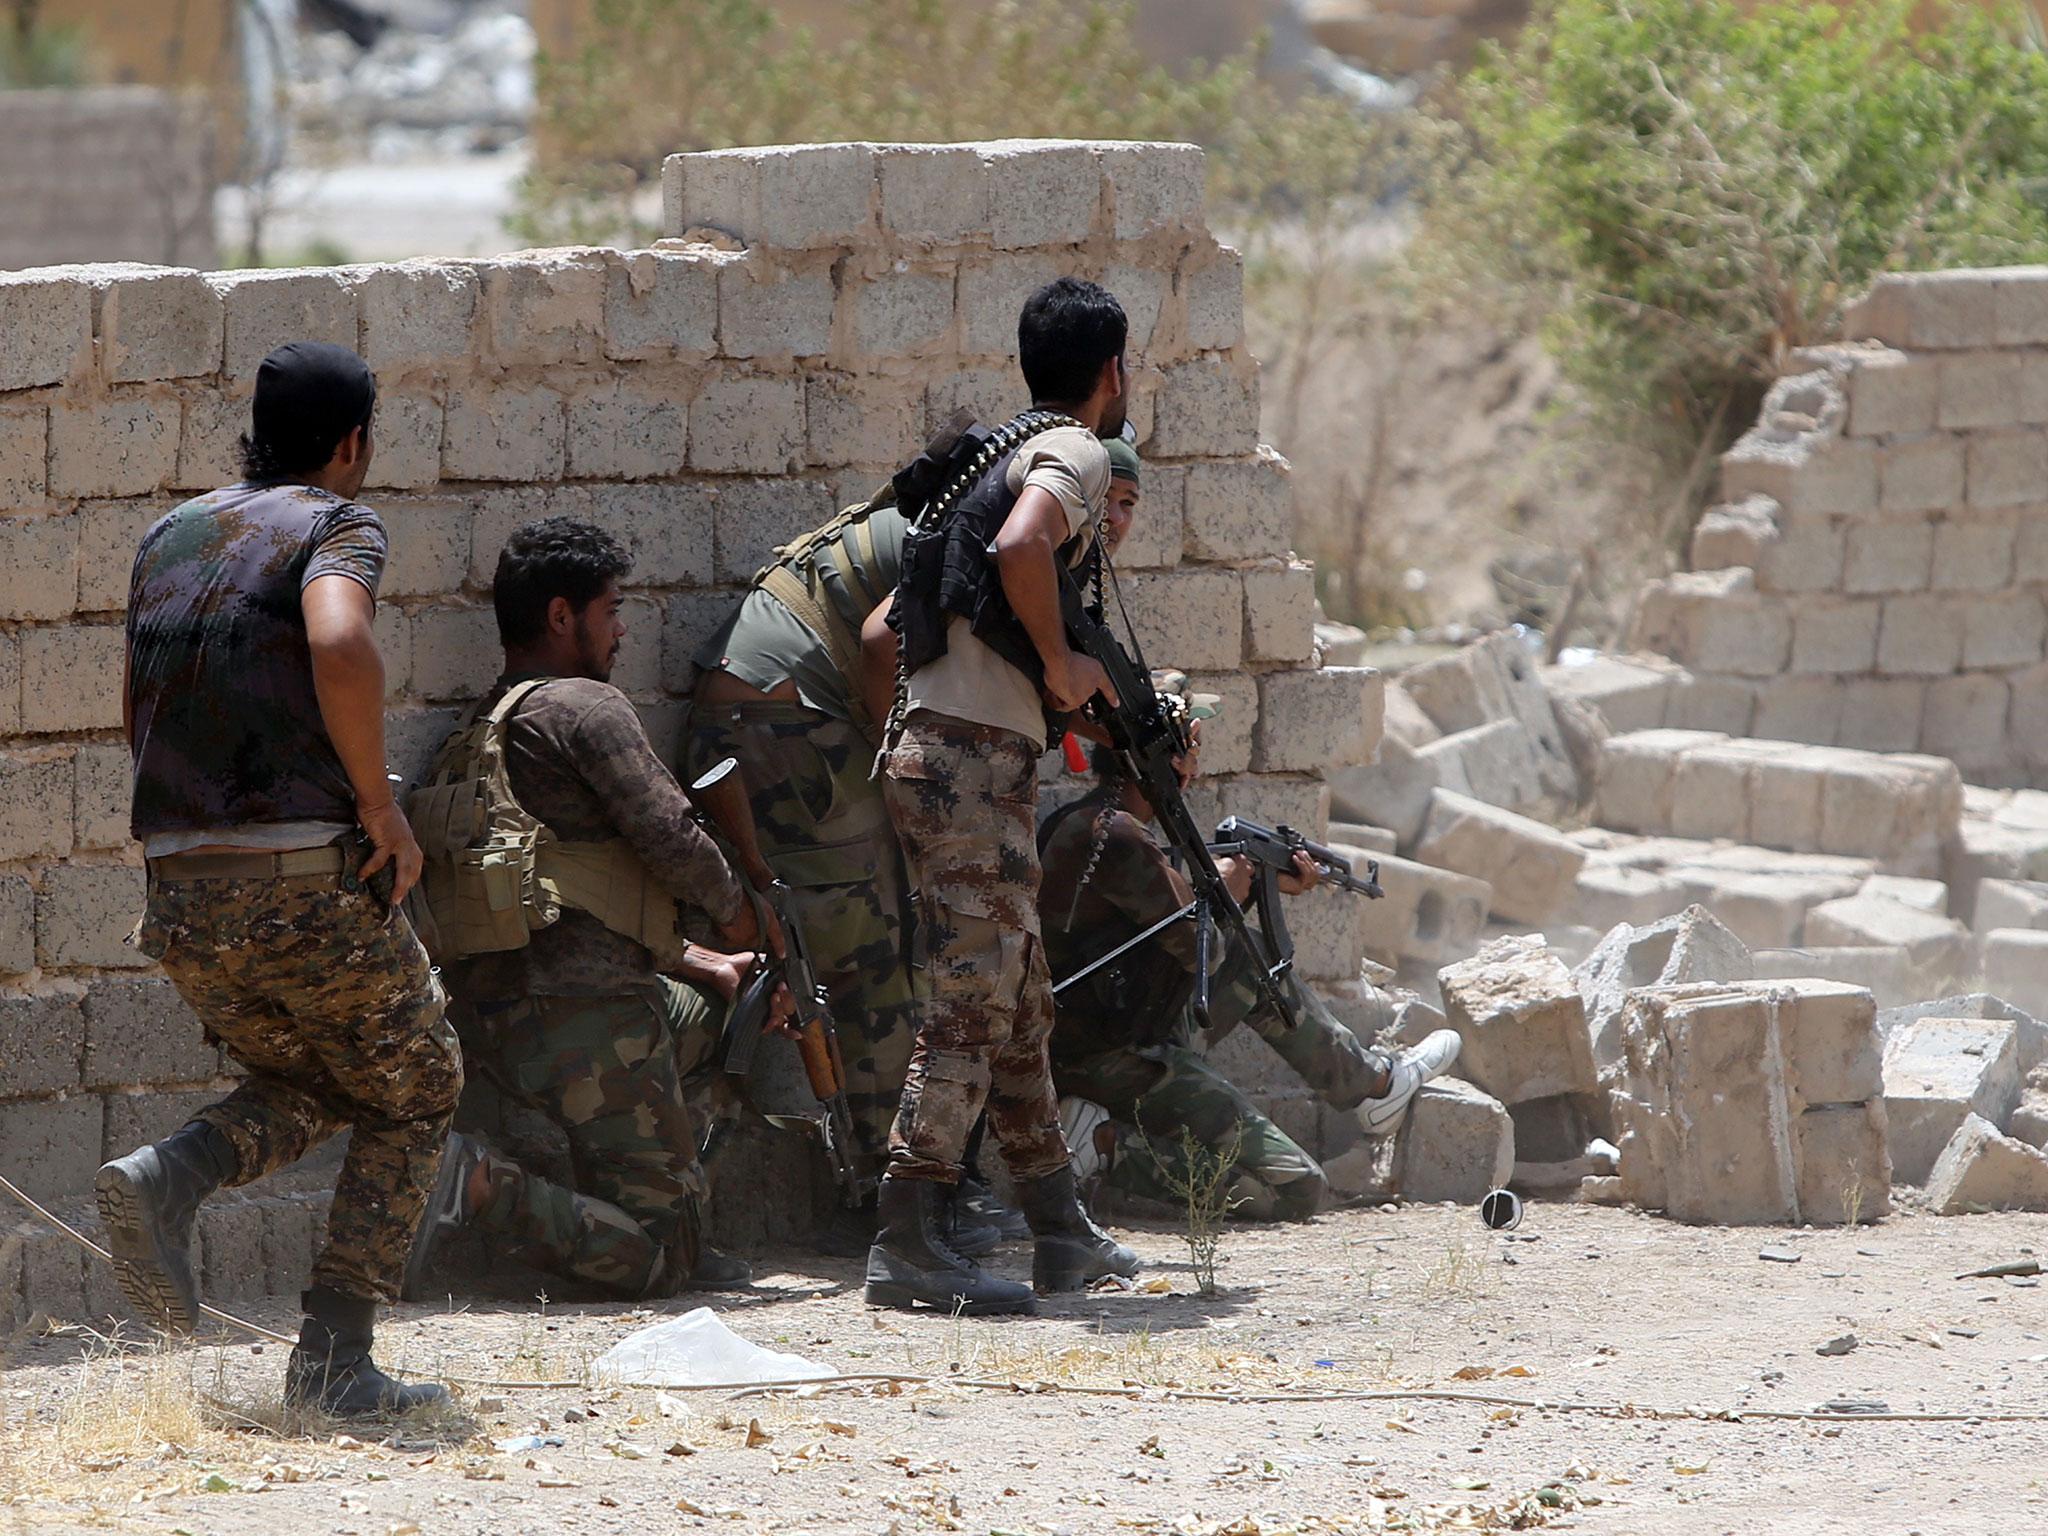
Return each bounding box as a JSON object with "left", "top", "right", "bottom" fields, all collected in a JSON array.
[{"left": 1420, "top": 0, "right": 2048, "bottom": 491}]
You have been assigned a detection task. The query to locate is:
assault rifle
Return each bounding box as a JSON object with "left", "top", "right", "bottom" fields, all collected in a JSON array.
[
  {"left": 1207, "top": 817, "right": 1382, "bottom": 978},
  {"left": 691, "top": 760, "right": 874, "bottom": 1206},
  {"left": 1054, "top": 567, "right": 1300, "bottom": 1031}
]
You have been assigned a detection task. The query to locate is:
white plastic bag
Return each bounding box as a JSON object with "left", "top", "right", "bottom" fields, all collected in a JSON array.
[{"left": 590, "top": 1306, "right": 834, "bottom": 1388}]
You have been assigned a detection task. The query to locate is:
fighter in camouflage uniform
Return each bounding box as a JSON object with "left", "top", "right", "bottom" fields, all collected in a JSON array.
[
  {"left": 99, "top": 342, "right": 458, "bottom": 1416},
  {"left": 1040, "top": 696, "right": 1462, "bottom": 1221},
  {"left": 402, "top": 518, "right": 773, "bottom": 1299},
  {"left": 681, "top": 489, "right": 930, "bottom": 1247}
]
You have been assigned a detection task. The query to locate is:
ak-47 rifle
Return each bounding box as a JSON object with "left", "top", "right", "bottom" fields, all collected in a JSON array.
[
  {"left": 691, "top": 760, "right": 874, "bottom": 1206},
  {"left": 1207, "top": 816, "right": 1382, "bottom": 978},
  {"left": 1053, "top": 566, "right": 1299, "bottom": 1031}
]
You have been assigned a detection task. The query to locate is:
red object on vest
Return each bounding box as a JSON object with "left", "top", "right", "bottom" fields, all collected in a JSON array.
[{"left": 1061, "top": 731, "right": 1090, "bottom": 774}]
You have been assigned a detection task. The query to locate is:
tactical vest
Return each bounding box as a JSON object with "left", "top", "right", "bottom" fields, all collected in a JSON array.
[
  {"left": 405, "top": 680, "right": 689, "bottom": 968},
  {"left": 752, "top": 488, "right": 900, "bottom": 739},
  {"left": 892, "top": 410, "right": 1095, "bottom": 688}
]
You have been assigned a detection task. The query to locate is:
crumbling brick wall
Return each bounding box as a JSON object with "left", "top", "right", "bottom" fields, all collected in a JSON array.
[
  {"left": 0, "top": 140, "right": 1379, "bottom": 1318},
  {"left": 1633, "top": 267, "right": 2048, "bottom": 784}
]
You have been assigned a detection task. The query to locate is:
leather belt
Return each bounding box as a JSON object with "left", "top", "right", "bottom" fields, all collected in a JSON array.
[{"left": 147, "top": 845, "right": 348, "bottom": 881}]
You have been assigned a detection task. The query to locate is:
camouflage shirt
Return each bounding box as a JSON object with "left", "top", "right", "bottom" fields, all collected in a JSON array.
[
  {"left": 451, "top": 674, "right": 747, "bottom": 999},
  {"left": 1039, "top": 786, "right": 1200, "bottom": 1057},
  {"left": 127, "top": 481, "right": 386, "bottom": 839}
]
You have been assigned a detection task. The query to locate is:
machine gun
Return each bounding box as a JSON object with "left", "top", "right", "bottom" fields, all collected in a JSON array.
[
  {"left": 692, "top": 761, "right": 874, "bottom": 1206},
  {"left": 1207, "top": 816, "right": 1382, "bottom": 979},
  {"left": 1054, "top": 566, "right": 1299, "bottom": 1032}
]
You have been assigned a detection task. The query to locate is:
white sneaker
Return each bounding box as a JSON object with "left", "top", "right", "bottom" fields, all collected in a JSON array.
[
  {"left": 1059, "top": 1096, "right": 1114, "bottom": 1183},
  {"left": 1358, "top": 1029, "right": 1463, "bottom": 1134}
]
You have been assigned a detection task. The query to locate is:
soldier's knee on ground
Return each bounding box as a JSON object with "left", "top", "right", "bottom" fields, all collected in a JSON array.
[{"left": 1226, "top": 1165, "right": 1327, "bottom": 1223}]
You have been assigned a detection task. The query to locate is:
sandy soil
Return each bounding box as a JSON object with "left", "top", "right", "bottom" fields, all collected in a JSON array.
[{"left": 5, "top": 1202, "right": 2047, "bottom": 1536}]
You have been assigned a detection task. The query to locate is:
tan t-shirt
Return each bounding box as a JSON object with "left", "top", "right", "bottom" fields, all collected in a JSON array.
[{"left": 905, "top": 425, "right": 1111, "bottom": 749}]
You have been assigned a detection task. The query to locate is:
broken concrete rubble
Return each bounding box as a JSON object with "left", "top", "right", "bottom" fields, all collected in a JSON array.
[
  {"left": 1327, "top": 733, "right": 1437, "bottom": 847},
  {"left": 1437, "top": 934, "right": 1596, "bottom": 1105},
  {"left": 1880, "top": 1015, "right": 2023, "bottom": 1185},
  {"left": 1413, "top": 789, "right": 1585, "bottom": 927},
  {"left": 1399, "top": 630, "right": 1577, "bottom": 803},
  {"left": 1539, "top": 653, "right": 1691, "bottom": 736},
  {"left": 1803, "top": 894, "right": 1971, "bottom": 993},
  {"left": 1924, "top": 1113, "right": 2048, "bottom": 1214},
  {"left": 1355, "top": 852, "right": 1490, "bottom": 968},
  {"left": 1982, "top": 929, "right": 2048, "bottom": 1023},
  {"left": 1574, "top": 906, "right": 1753, "bottom": 1078},
  {"left": 1394, "top": 1076, "right": 1515, "bottom": 1204}
]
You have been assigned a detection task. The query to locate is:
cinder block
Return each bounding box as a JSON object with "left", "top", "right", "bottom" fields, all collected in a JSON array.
[
  {"left": 408, "top": 604, "right": 500, "bottom": 702},
  {"left": 1878, "top": 433, "right": 1964, "bottom": 514},
  {"left": 1670, "top": 741, "right": 1777, "bottom": 843},
  {"left": 957, "top": 253, "right": 1063, "bottom": 355},
  {"left": 1122, "top": 568, "right": 1244, "bottom": 672},
  {"left": 1439, "top": 937, "right": 1592, "bottom": 1114},
  {"left": 1147, "top": 356, "right": 1259, "bottom": 458},
  {"left": 82, "top": 975, "right": 215, "bottom": 1087},
  {"left": 1592, "top": 728, "right": 1726, "bottom": 833},
  {"left": 1691, "top": 497, "right": 1776, "bottom": 570},
  {"left": 0, "top": 515, "right": 80, "bottom": 621},
  {"left": 441, "top": 384, "right": 565, "bottom": 482},
  {"left": 262, "top": 1195, "right": 320, "bottom": 1296},
  {"left": 1180, "top": 246, "right": 1244, "bottom": 352},
  {"left": 982, "top": 139, "right": 1100, "bottom": 249},
  {"left": 1963, "top": 590, "right": 2046, "bottom": 669},
  {"left": 72, "top": 741, "right": 132, "bottom": 851},
  {"left": 669, "top": 144, "right": 877, "bottom": 249},
  {"left": 1756, "top": 511, "right": 1846, "bottom": 594},
  {"left": 1836, "top": 677, "right": 1925, "bottom": 754},
  {"left": 1181, "top": 669, "right": 1258, "bottom": 775},
  {"left": 94, "top": 267, "right": 222, "bottom": 382},
  {"left": 1663, "top": 675, "right": 1757, "bottom": 735},
  {"left": 479, "top": 248, "right": 606, "bottom": 365},
  {"left": 0, "top": 267, "right": 92, "bottom": 390},
  {"left": 1818, "top": 751, "right": 1961, "bottom": 862},
  {"left": 75, "top": 500, "right": 155, "bottom": 613},
  {"left": 1097, "top": 259, "right": 1167, "bottom": 354},
  {"left": 1922, "top": 673, "right": 2010, "bottom": 769},
  {"left": 210, "top": 268, "right": 357, "bottom": 380},
  {"left": 20, "top": 625, "right": 123, "bottom": 734},
  {"left": 1569, "top": 863, "right": 1687, "bottom": 933},
  {"left": 571, "top": 482, "right": 717, "bottom": 590},
  {"left": 1575, "top": 905, "right": 1754, "bottom": 1076},
  {"left": 0, "top": 989, "right": 85, "bottom": 1096},
  {"left": 1789, "top": 599, "right": 1879, "bottom": 674},
  {"left": 1396, "top": 1077, "right": 1513, "bottom": 1203},
  {"left": 1925, "top": 1112, "right": 2048, "bottom": 1213},
  {"left": 174, "top": 389, "right": 246, "bottom": 490},
  {"left": 0, "top": 1096, "right": 102, "bottom": 1199},
  {"left": 1241, "top": 563, "right": 1315, "bottom": 662},
  {"left": 36, "top": 862, "right": 147, "bottom": 970},
  {"left": 1770, "top": 977, "right": 1882, "bottom": 1108},
  {"left": 844, "top": 266, "right": 955, "bottom": 357},
  {"left": 924, "top": 366, "right": 1025, "bottom": 436},
  {"left": 1724, "top": 433, "right": 1878, "bottom": 517},
  {"left": 362, "top": 392, "right": 442, "bottom": 491},
  {"left": 1748, "top": 746, "right": 1834, "bottom": 850},
  {"left": 1881, "top": 1014, "right": 2022, "bottom": 1182},
  {"left": 1968, "top": 428, "right": 2048, "bottom": 509},
  {"left": 1984, "top": 928, "right": 2048, "bottom": 1022},
  {"left": 1328, "top": 734, "right": 1437, "bottom": 847},
  {"left": 690, "top": 374, "right": 804, "bottom": 475},
  {"left": 660, "top": 590, "right": 739, "bottom": 693},
  {"left": 604, "top": 248, "right": 721, "bottom": 360},
  {"left": 708, "top": 476, "right": 838, "bottom": 584},
  {"left": 1973, "top": 879, "right": 2048, "bottom": 935},
  {"left": 0, "top": 405, "right": 45, "bottom": 509},
  {"left": 1101, "top": 141, "right": 1205, "bottom": 240},
  {"left": 875, "top": 144, "right": 991, "bottom": 244},
  {"left": 1939, "top": 352, "right": 2028, "bottom": 430},
  {"left": 1753, "top": 946, "right": 1915, "bottom": 1010},
  {"left": 1411, "top": 792, "right": 1581, "bottom": 928},
  {"left": 715, "top": 258, "right": 835, "bottom": 359},
  {"left": 564, "top": 384, "right": 686, "bottom": 480},
  {"left": 354, "top": 258, "right": 479, "bottom": 372},
  {"left": 384, "top": 705, "right": 461, "bottom": 784},
  {"left": 1252, "top": 666, "right": 1379, "bottom": 772},
  {"left": 805, "top": 374, "right": 923, "bottom": 469},
  {"left": 1843, "top": 519, "right": 1932, "bottom": 593},
  {"left": 374, "top": 496, "right": 472, "bottom": 599},
  {"left": 1794, "top": 1103, "right": 1892, "bottom": 1224},
  {"left": 0, "top": 873, "right": 32, "bottom": 976},
  {"left": 1845, "top": 270, "right": 1999, "bottom": 350},
  {"left": 47, "top": 396, "right": 178, "bottom": 498},
  {"left": 1540, "top": 654, "right": 1685, "bottom": 735},
  {"left": 1875, "top": 595, "right": 1963, "bottom": 677},
  {"left": 1183, "top": 449, "right": 1291, "bottom": 561},
  {"left": 374, "top": 605, "right": 411, "bottom": 698},
  {"left": 1930, "top": 518, "right": 2015, "bottom": 592},
  {"left": 1751, "top": 675, "right": 1843, "bottom": 746},
  {"left": 199, "top": 1199, "right": 270, "bottom": 1303},
  {"left": 1356, "top": 851, "right": 1489, "bottom": 966},
  {"left": 1845, "top": 349, "right": 1939, "bottom": 436}
]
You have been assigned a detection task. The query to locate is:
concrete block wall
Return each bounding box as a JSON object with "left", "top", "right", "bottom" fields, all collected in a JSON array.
[
  {"left": 0, "top": 140, "right": 1372, "bottom": 1314},
  {"left": 1634, "top": 268, "right": 2048, "bottom": 784}
]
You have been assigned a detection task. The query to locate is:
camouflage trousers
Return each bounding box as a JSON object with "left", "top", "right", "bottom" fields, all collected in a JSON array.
[
  {"left": 454, "top": 978, "right": 725, "bottom": 1297},
  {"left": 1055, "top": 962, "right": 1392, "bottom": 1223},
  {"left": 682, "top": 702, "right": 917, "bottom": 1182},
  {"left": 139, "top": 866, "right": 463, "bottom": 1305},
  {"left": 880, "top": 713, "right": 1069, "bottom": 1184}
]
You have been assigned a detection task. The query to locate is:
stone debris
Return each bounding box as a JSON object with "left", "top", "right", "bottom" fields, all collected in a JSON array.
[
  {"left": 1539, "top": 653, "right": 1691, "bottom": 736},
  {"left": 1438, "top": 934, "right": 1596, "bottom": 1105},
  {"left": 1574, "top": 906, "right": 1753, "bottom": 1078},
  {"left": 1752, "top": 946, "right": 1916, "bottom": 1010},
  {"left": 1394, "top": 1077, "right": 1515, "bottom": 1204},
  {"left": 1982, "top": 930, "right": 2048, "bottom": 1023},
  {"left": 1971, "top": 878, "right": 2048, "bottom": 934},
  {"left": 1924, "top": 1113, "right": 2048, "bottom": 1215},
  {"left": 1412, "top": 789, "right": 1586, "bottom": 926},
  {"left": 1354, "top": 853, "right": 1491, "bottom": 968},
  {"left": 1880, "top": 1016, "right": 2024, "bottom": 1185},
  {"left": 1803, "top": 894, "right": 1971, "bottom": 995}
]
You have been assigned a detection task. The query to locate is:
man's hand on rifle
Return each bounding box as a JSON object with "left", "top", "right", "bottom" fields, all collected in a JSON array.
[
  {"left": 717, "top": 891, "right": 788, "bottom": 963},
  {"left": 1215, "top": 847, "right": 1320, "bottom": 905},
  {"left": 1044, "top": 648, "right": 1119, "bottom": 714}
]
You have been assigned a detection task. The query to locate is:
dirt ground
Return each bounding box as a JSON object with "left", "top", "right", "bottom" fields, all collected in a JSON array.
[{"left": 4, "top": 1202, "right": 2046, "bottom": 1536}]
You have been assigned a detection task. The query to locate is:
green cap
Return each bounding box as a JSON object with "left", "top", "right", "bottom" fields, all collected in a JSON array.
[{"left": 1105, "top": 435, "right": 1141, "bottom": 487}]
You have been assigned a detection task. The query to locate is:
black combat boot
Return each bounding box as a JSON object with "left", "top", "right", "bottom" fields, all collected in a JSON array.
[
  {"left": 956, "top": 1174, "right": 1031, "bottom": 1241},
  {"left": 939, "top": 1184, "right": 1004, "bottom": 1259},
  {"left": 1016, "top": 1165, "right": 1140, "bottom": 1294},
  {"left": 863, "top": 1176, "right": 1035, "bottom": 1315},
  {"left": 680, "top": 1245, "right": 754, "bottom": 1290},
  {"left": 285, "top": 1286, "right": 450, "bottom": 1417},
  {"left": 95, "top": 1119, "right": 237, "bottom": 1334}
]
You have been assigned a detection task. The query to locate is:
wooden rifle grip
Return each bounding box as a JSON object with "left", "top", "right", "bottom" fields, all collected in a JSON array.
[{"left": 797, "top": 1016, "right": 841, "bottom": 1099}]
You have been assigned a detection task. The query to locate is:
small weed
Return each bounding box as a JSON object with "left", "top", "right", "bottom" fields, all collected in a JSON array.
[{"left": 1137, "top": 1122, "right": 1245, "bottom": 1298}]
